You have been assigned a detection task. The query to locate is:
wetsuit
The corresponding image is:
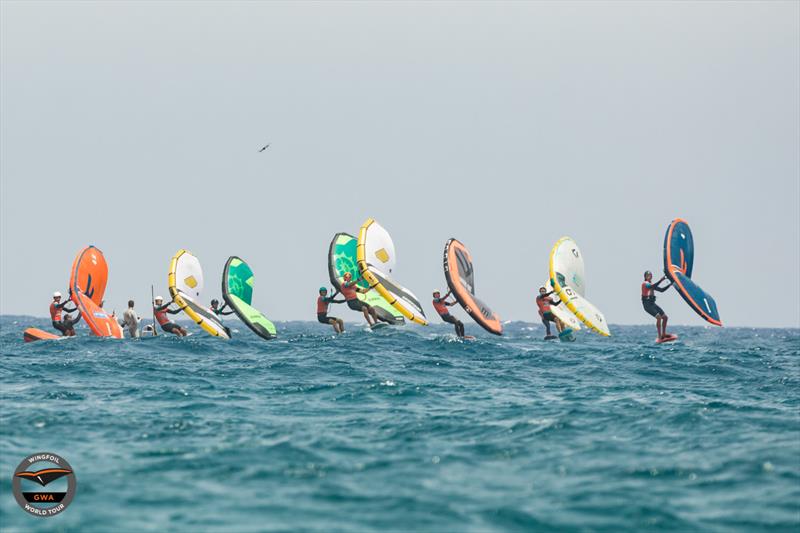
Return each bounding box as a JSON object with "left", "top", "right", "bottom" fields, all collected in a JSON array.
[
  {"left": 50, "top": 299, "right": 78, "bottom": 335},
  {"left": 317, "top": 294, "right": 345, "bottom": 324},
  {"left": 433, "top": 295, "right": 464, "bottom": 337},
  {"left": 154, "top": 303, "right": 182, "bottom": 333},
  {"left": 641, "top": 279, "right": 672, "bottom": 317},
  {"left": 121, "top": 308, "right": 140, "bottom": 338},
  {"left": 342, "top": 280, "right": 367, "bottom": 312},
  {"left": 212, "top": 302, "right": 234, "bottom": 317},
  {"left": 536, "top": 292, "right": 562, "bottom": 335},
  {"left": 60, "top": 312, "right": 81, "bottom": 336}
]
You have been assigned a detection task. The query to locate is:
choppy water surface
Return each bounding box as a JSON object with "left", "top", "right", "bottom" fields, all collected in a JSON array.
[{"left": 1, "top": 317, "right": 798, "bottom": 532}]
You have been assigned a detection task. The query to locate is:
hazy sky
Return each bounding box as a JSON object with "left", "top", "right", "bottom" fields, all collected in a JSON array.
[{"left": 2, "top": 1, "right": 798, "bottom": 328}]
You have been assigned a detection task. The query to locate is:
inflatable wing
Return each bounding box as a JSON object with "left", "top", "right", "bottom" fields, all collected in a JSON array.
[
  {"left": 169, "top": 249, "right": 231, "bottom": 339},
  {"left": 357, "top": 219, "right": 427, "bottom": 325},
  {"left": 69, "top": 245, "right": 122, "bottom": 338},
  {"left": 328, "top": 233, "right": 404, "bottom": 325},
  {"left": 663, "top": 219, "right": 722, "bottom": 326},
  {"left": 443, "top": 238, "right": 502, "bottom": 335},
  {"left": 222, "top": 256, "right": 276, "bottom": 340},
  {"left": 549, "top": 237, "right": 610, "bottom": 337}
]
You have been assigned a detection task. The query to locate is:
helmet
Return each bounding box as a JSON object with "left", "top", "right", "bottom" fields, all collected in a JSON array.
[
  {"left": 154, "top": 295, "right": 164, "bottom": 302},
  {"left": 644, "top": 270, "right": 652, "bottom": 279},
  {"left": 343, "top": 272, "right": 352, "bottom": 279},
  {"left": 432, "top": 290, "right": 440, "bottom": 296},
  {"left": 53, "top": 291, "right": 62, "bottom": 298},
  {"left": 211, "top": 299, "right": 219, "bottom": 306},
  {"left": 319, "top": 287, "right": 328, "bottom": 293}
]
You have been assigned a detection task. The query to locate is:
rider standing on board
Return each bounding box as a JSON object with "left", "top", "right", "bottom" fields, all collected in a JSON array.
[
  {"left": 317, "top": 287, "right": 346, "bottom": 333},
  {"left": 340, "top": 272, "right": 379, "bottom": 326},
  {"left": 536, "top": 286, "right": 564, "bottom": 337},
  {"left": 432, "top": 290, "right": 464, "bottom": 338},
  {"left": 642, "top": 270, "right": 673, "bottom": 340},
  {"left": 153, "top": 296, "right": 188, "bottom": 336}
]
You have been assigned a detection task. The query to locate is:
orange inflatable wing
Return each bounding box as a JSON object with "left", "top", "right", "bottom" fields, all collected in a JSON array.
[
  {"left": 69, "top": 245, "right": 109, "bottom": 307},
  {"left": 71, "top": 290, "right": 122, "bottom": 338},
  {"left": 443, "top": 239, "right": 503, "bottom": 336}
]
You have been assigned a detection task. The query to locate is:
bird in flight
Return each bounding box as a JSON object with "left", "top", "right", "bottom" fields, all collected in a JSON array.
[{"left": 258, "top": 143, "right": 270, "bottom": 152}]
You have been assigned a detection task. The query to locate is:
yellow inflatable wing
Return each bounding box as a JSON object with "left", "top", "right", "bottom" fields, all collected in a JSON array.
[
  {"left": 356, "top": 218, "right": 427, "bottom": 325},
  {"left": 168, "top": 249, "right": 231, "bottom": 339}
]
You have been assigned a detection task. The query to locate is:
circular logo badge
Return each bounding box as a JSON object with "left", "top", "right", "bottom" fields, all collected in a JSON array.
[{"left": 12, "top": 453, "right": 76, "bottom": 517}]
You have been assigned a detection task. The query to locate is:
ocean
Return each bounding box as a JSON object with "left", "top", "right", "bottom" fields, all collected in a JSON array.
[{"left": 1, "top": 316, "right": 798, "bottom": 532}]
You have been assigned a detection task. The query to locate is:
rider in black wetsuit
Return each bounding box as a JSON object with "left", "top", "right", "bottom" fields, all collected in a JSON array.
[
  {"left": 317, "top": 287, "right": 346, "bottom": 333},
  {"left": 433, "top": 291, "right": 464, "bottom": 337},
  {"left": 49, "top": 291, "right": 78, "bottom": 335},
  {"left": 641, "top": 270, "right": 673, "bottom": 339},
  {"left": 211, "top": 299, "right": 234, "bottom": 317},
  {"left": 340, "top": 272, "right": 379, "bottom": 326},
  {"left": 536, "top": 287, "right": 564, "bottom": 337},
  {"left": 432, "top": 290, "right": 464, "bottom": 337},
  {"left": 60, "top": 311, "right": 82, "bottom": 336}
]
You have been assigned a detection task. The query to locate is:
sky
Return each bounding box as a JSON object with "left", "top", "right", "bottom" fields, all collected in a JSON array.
[{"left": 1, "top": 1, "right": 798, "bottom": 328}]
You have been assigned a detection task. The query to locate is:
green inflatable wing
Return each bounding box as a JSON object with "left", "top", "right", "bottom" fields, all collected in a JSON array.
[{"left": 222, "top": 256, "right": 277, "bottom": 340}]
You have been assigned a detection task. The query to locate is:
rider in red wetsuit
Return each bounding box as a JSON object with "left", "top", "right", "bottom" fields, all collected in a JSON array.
[
  {"left": 642, "top": 270, "right": 673, "bottom": 339},
  {"left": 432, "top": 290, "right": 464, "bottom": 338},
  {"left": 50, "top": 291, "right": 78, "bottom": 336},
  {"left": 536, "top": 286, "right": 564, "bottom": 337},
  {"left": 341, "top": 272, "right": 379, "bottom": 326},
  {"left": 317, "top": 287, "right": 346, "bottom": 333},
  {"left": 153, "top": 296, "right": 188, "bottom": 336}
]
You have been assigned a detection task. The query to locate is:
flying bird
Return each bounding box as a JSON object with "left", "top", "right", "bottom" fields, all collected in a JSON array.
[
  {"left": 16, "top": 468, "right": 73, "bottom": 486},
  {"left": 258, "top": 143, "right": 270, "bottom": 152}
]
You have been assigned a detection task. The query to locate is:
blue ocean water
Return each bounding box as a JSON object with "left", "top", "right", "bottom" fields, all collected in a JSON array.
[{"left": 0, "top": 316, "right": 798, "bottom": 532}]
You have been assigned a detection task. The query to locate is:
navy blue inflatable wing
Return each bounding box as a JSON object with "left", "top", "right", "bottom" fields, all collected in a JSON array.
[{"left": 663, "top": 219, "right": 722, "bottom": 326}]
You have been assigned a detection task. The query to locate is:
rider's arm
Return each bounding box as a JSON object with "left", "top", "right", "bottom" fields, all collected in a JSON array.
[
  {"left": 653, "top": 278, "right": 673, "bottom": 292},
  {"left": 551, "top": 298, "right": 562, "bottom": 306},
  {"left": 57, "top": 300, "right": 77, "bottom": 313}
]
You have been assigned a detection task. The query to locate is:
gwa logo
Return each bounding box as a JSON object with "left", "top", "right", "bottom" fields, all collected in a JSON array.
[{"left": 12, "top": 453, "right": 77, "bottom": 518}]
